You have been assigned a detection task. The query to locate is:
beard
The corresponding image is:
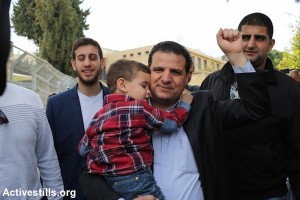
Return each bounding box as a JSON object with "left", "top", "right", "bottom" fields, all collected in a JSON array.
[{"left": 77, "top": 72, "right": 100, "bottom": 86}]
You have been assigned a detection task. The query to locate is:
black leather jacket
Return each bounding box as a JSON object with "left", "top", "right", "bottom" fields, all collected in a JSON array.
[{"left": 199, "top": 58, "right": 300, "bottom": 200}]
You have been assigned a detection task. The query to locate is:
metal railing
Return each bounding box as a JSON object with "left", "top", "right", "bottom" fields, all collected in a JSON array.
[{"left": 7, "top": 44, "right": 77, "bottom": 106}]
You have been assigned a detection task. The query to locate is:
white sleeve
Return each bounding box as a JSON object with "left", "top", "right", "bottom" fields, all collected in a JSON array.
[{"left": 35, "top": 95, "right": 64, "bottom": 200}]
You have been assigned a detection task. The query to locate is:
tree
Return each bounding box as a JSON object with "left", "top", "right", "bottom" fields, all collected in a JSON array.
[
  {"left": 268, "top": 49, "right": 283, "bottom": 68},
  {"left": 11, "top": 0, "right": 42, "bottom": 46},
  {"left": 277, "top": 22, "right": 300, "bottom": 70},
  {"left": 11, "top": 0, "right": 90, "bottom": 76}
]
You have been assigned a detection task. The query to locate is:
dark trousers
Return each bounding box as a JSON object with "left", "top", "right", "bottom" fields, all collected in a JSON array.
[{"left": 79, "top": 167, "right": 120, "bottom": 200}]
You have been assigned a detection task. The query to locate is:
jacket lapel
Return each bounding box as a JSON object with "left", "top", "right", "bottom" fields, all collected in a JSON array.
[{"left": 69, "top": 86, "right": 85, "bottom": 137}]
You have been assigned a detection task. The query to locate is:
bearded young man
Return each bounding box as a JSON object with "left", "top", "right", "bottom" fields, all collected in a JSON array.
[{"left": 46, "top": 37, "right": 110, "bottom": 200}]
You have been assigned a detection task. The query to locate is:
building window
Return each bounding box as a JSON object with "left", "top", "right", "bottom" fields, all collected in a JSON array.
[
  {"left": 123, "top": 55, "right": 127, "bottom": 58},
  {"left": 137, "top": 52, "right": 141, "bottom": 56},
  {"left": 203, "top": 60, "right": 207, "bottom": 69},
  {"left": 130, "top": 53, "right": 134, "bottom": 57},
  {"left": 145, "top": 51, "right": 149, "bottom": 54},
  {"left": 211, "top": 62, "right": 214, "bottom": 69},
  {"left": 197, "top": 58, "right": 202, "bottom": 71}
]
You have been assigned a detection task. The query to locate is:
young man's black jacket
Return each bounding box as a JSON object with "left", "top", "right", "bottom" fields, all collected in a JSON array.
[{"left": 199, "top": 58, "right": 300, "bottom": 200}]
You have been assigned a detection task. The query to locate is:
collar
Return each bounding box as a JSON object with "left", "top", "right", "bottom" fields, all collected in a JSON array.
[
  {"left": 75, "top": 81, "right": 111, "bottom": 96},
  {"left": 222, "top": 57, "right": 277, "bottom": 84},
  {"left": 168, "top": 100, "right": 181, "bottom": 112},
  {"left": 261, "top": 58, "right": 277, "bottom": 85}
]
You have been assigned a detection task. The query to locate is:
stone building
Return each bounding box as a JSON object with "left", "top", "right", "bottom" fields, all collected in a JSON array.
[{"left": 102, "top": 45, "right": 224, "bottom": 85}]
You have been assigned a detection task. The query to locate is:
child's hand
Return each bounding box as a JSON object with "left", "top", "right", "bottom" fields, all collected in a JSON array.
[{"left": 181, "top": 89, "right": 193, "bottom": 104}]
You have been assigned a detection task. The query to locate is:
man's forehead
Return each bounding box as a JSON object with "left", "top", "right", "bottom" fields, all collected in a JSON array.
[
  {"left": 151, "top": 52, "right": 186, "bottom": 67},
  {"left": 76, "top": 52, "right": 98, "bottom": 57},
  {"left": 241, "top": 25, "right": 268, "bottom": 34},
  {"left": 75, "top": 45, "right": 98, "bottom": 54}
]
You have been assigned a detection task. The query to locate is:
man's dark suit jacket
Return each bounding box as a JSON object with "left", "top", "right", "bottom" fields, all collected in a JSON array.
[{"left": 46, "top": 82, "right": 110, "bottom": 199}]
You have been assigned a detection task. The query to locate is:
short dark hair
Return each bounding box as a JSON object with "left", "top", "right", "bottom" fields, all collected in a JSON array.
[
  {"left": 71, "top": 37, "right": 103, "bottom": 60},
  {"left": 148, "top": 41, "right": 193, "bottom": 73},
  {"left": 106, "top": 59, "right": 150, "bottom": 92},
  {"left": 238, "top": 12, "right": 273, "bottom": 39}
]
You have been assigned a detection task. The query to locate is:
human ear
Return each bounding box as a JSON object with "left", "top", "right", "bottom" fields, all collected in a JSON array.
[
  {"left": 71, "top": 59, "right": 77, "bottom": 72},
  {"left": 116, "top": 78, "right": 127, "bottom": 93}
]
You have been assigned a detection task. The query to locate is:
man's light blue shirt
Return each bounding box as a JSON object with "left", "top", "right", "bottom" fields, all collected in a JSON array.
[{"left": 153, "top": 124, "right": 204, "bottom": 200}]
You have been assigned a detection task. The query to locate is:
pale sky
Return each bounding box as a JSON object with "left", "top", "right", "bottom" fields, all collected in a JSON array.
[{"left": 10, "top": 0, "right": 300, "bottom": 57}]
